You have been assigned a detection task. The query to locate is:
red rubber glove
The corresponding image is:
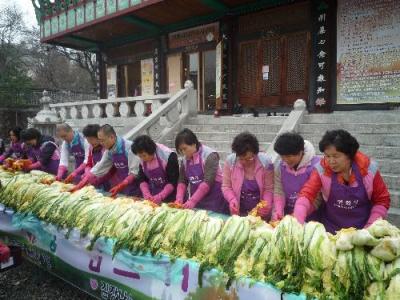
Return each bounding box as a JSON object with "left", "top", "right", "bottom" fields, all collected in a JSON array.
[
  {"left": 109, "top": 175, "right": 134, "bottom": 198},
  {"left": 0, "top": 242, "right": 10, "bottom": 263},
  {"left": 69, "top": 173, "right": 95, "bottom": 193},
  {"left": 23, "top": 160, "right": 38, "bottom": 172}
]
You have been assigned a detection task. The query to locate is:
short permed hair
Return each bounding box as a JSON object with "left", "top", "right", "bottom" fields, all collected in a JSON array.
[
  {"left": 131, "top": 135, "right": 157, "bottom": 155},
  {"left": 274, "top": 132, "right": 305, "bottom": 155},
  {"left": 319, "top": 129, "right": 359, "bottom": 160},
  {"left": 231, "top": 132, "right": 259, "bottom": 156}
]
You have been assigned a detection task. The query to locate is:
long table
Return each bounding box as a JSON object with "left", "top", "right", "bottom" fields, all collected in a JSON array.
[{"left": 0, "top": 207, "right": 304, "bottom": 300}]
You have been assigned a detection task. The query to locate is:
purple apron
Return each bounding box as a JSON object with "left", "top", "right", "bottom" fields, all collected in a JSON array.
[
  {"left": 281, "top": 156, "right": 320, "bottom": 221},
  {"left": 143, "top": 154, "right": 175, "bottom": 202},
  {"left": 110, "top": 140, "right": 141, "bottom": 197},
  {"left": 185, "top": 152, "right": 229, "bottom": 214},
  {"left": 10, "top": 142, "right": 24, "bottom": 159},
  {"left": 239, "top": 179, "right": 260, "bottom": 216},
  {"left": 320, "top": 162, "right": 371, "bottom": 233},
  {"left": 68, "top": 136, "right": 86, "bottom": 183},
  {"left": 91, "top": 146, "right": 112, "bottom": 191},
  {"left": 31, "top": 142, "right": 60, "bottom": 175}
]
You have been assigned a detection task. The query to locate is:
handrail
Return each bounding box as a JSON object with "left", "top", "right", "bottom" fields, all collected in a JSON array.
[{"left": 123, "top": 81, "right": 197, "bottom": 142}]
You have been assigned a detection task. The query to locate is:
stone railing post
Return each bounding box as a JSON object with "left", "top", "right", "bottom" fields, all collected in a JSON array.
[
  {"left": 28, "top": 90, "right": 61, "bottom": 136},
  {"left": 266, "top": 99, "right": 307, "bottom": 163}
]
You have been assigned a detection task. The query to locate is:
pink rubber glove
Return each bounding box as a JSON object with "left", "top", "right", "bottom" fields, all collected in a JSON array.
[
  {"left": 272, "top": 195, "right": 286, "bottom": 221},
  {"left": 183, "top": 182, "right": 210, "bottom": 209},
  {"left": 175, "top": 183, "right": 187, "bottom": 204},
  {"left": 226, "top": 196, "right": 239, "bottom": 215},
  {"left": 65, "top": 163, "right": 87, "bottom": 183},
  {"left": 293, "top": 196, "right": 313, "bottom": 224},
  {"left": 69, "top": 172, "right": 96, "bottom": 193},
  {"left": 229, "top": 201, "right": 239, "bottom": 215},
  {"left": 0, "top": 155, "right": 5, "bottom": 164},
  {"left": 257, "top": 200, "right": 271, "bottom": 218},
  {"left": 140, "top": 182, "right": 152, "bottom": 200},
  {"left": 365, "top": 205, "right": 388, "bottom": 228},
  {"left": 56, "top": 166, "right": 68, "bottom": 181},
  {"left": 25, "top": 161, "right": 41, "bottom": 171},
  {"left": 151, "top": 183, "right": 174, "bottom": 204}
]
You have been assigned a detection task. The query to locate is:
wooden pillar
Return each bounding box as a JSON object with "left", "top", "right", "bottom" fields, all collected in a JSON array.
[
  {"left": 97, "top": 52, "right": 107, "bottom": 99},
  {"left": 309, "top": 0, "right": 337, "bottom": 112},
  {"left": 219, "top": 17, "right": 234, "bottom": 113}
]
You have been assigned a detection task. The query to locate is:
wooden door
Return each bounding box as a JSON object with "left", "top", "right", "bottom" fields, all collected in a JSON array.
[
  {"left": 238, "top": 31, "right": 310, "bottom": 108},
  {"left": 283, "top": 31, "right": 310, "bottom": 106},
  {"left": 239, "top": 40, "right": 259, "bottom": 107}
]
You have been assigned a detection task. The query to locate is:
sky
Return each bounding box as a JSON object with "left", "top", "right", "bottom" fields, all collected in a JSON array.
[{"left": 0, "top": 0, "right": 39, "bottom": 29}]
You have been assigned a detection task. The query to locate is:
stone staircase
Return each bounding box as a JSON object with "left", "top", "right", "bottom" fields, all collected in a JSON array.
[
  {"left": 165, "top": 114, "right": 286, "bottom": 160},
  {"left": 299, "top": 111, "right": 400, "bottom": 226}
]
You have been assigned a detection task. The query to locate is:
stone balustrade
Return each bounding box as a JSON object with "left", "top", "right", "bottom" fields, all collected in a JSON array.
[
  {"left": 49, "top": 94, "right": 171, "bottom": 121},
  {"left": 123, "top": 81, "right": 197, "bottom": 142}
]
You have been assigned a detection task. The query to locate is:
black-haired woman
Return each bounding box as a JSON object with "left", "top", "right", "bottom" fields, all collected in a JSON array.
[
  {"left": 132, "top": 135, "right": 179, "bottom": 203},
  {"left": 222, "top": 132, "right": 274, "bottom": 218},
  {"left": 293, "top": 130, "right": 390, "bottom": 233},
  {"left": 174, "top": 128, "right": 228, "bottom": 214},
  {"left": 272, "top": 132, "right": 321, "bottom": 221},
  {"left": 20, "top": 128, "right": 60, "bottom": 175},
  {"left": 0, "top": 127, "right": 25, "bottom": 163}
]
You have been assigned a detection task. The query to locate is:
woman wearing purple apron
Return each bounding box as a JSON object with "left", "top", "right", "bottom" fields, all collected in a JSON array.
[
  {"left": 293, "top": 130, "right": 391, "bottom": 233},
  {"left": 222, "top": 132, "right": 273, "bottom": 219},
  {"left": 132, "top": 135, "right": 179, "bottom": 204},
  {"left": 56, "top": 123, "right": 89, "bottom": 183},
  {"left": 272, "top": 133, "right": 321, "bottom": 221},
  {"left": 20, "top": 128, "right": 60, "bottom": 175},
  {"left": 0, "top": 127, "right": 25, "bottom": 164},
  {"left": 71, "top": 125, "right": 141, "bottom": 197},
  {"left": 173, "top": 128, "right": 229, "bottom": 214}
]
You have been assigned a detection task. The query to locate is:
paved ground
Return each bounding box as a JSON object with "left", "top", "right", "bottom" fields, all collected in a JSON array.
[{"left": 0, "top": 260, "right": 94, "bottom": 300}]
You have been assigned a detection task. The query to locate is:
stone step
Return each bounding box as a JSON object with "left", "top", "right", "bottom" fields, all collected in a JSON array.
[
  {"left": 389, "top": 190, "right": 400, "bottom": 210},
  {"left": 387, "top": 208, "right": 400, "bottom": 228},
  {"left": 302, "top": 133, "right": 400, "bottom": 147},
  {"left": 313, "top": 145, "right": 400, "bottom": 160},
  {"left": 375, "top": 159, "right": 400, "bottom": 174},
  {"left": 165, "top": 141, "right": 271, "bottom": 154},
  {"left": 194, "top": 132, "right": 276, "bottom": 143},
  {"left": 303, "top": 112, "right": 400, "bottom": 124},
  {"left": 382, "top": 174, "right": 400, "bottom": 191},
  {"left": 299, "top": 123, "right": 400, "bottom": 134},
  {"left": 184, "top": 124, "right": 282, "bottom": 133},
  {"left": 187, "top": 115, "right": 286, "bottom": 125}
]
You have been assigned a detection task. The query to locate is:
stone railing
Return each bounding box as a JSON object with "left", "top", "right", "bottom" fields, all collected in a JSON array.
[
  {"left": 266, "top": 99, "right": 307, "bottom": 163},
  {"left": 49, "top": 94, "right": 171, "bottom": 121},
  {"left": 123, "top": 81, "right": 197, "bottom": 142}
]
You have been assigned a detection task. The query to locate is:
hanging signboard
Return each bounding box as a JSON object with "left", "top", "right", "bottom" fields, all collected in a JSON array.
[
  {"left": 168, "top": 23, "right": 219, "bottom": 49},
  {"left": 141, "top": 58, "right": 154, "bottom": 96}
]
